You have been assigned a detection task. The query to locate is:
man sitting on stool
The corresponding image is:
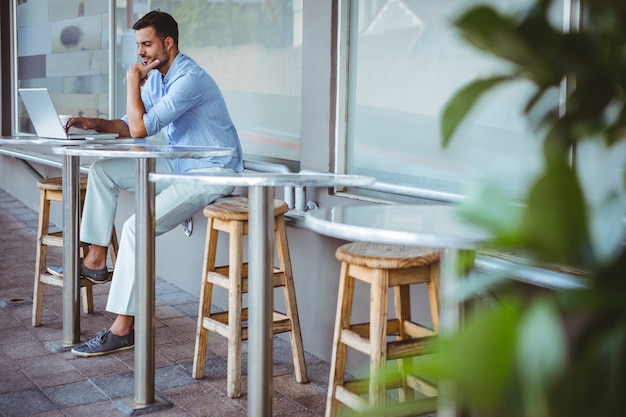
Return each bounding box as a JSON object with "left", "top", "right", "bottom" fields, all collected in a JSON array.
[{"left": 48, "top": 10, "right": 243, "bottom": 357}]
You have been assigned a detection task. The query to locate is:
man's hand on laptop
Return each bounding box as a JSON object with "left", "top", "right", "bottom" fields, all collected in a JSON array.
[{"left": 65, "top": 117, "right": 97, "bottom": 133}]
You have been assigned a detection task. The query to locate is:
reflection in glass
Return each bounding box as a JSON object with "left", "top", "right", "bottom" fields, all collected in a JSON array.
[
  {"left": 15, "top": 1, "right": 111, "bottom": 135},
  {"left": 345, "top": 0, "right": 562, "bottom": 198}
]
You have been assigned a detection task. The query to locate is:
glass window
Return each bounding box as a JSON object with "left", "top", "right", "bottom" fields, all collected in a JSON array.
[
  {"left": 115, "top": 0, "right": 302, "bottom": 161},
  {"left": 15, "top": 0, "right": 112, "bottom": 135},
  {"left": 341, "top": 0, "right": 566, "bottom": 199}
]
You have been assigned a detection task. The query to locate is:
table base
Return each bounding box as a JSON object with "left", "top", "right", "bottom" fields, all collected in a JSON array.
[
  {"left": 43, "top": 340, "right": 80, "bottom": 353},
  {"left": 112, "top": 397, "right": 173, "bottom": 416}
]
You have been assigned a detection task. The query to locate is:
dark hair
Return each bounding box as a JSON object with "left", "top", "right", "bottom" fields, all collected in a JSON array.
[{"left": 133, "top": 10, "right": 179, "bottom": 47}]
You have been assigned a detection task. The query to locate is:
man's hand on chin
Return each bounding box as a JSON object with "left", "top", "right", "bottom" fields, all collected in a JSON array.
[{"left": 127, "top": 59, "right": 161, "bottom": 86}]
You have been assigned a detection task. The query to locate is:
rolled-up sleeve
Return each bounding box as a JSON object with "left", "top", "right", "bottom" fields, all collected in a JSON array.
[{"left": 143, "top": 74, "right": 202, "bottom": 138}]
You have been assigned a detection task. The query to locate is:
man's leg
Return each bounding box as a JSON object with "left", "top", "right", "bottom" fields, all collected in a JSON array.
[
  {"left": 80, "top": 158, "right": 172, "bottom": 271},
  {"left": 72, "top": 167, "right": 234, "bottom": 356},
  {"left": 79, "top": 157, "right": 136, "bottom": 272},
  {"left": 110, "top": 314, "right": 134, "bottom": 336},
  {"left": 106, "top": 168, "right": 235, "bottom": 317}
]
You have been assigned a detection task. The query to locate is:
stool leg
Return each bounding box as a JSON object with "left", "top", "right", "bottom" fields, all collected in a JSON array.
[
  {"left": 394, "top": 284, "right": 413, "bottom": 402},
  {"left": 193, "top": 218, "right": 218, "bottom": 379},
  {"left": 428, "top": 262, "right": 441, "bottom": 333},
  {"left": 369, "top": 269, "right": 389, "bottom": 408},
  {"left": 275, "top": 216, "right": 308, "bottom": 383},
  {"left": 32, "top": 190, "right": 50, "bottom": 327},
  {"left": 226, "top": 220, "right": 244, "bottom": 398},
  {"left": 81, "top": 286, "right": 94, "bottom": 314},
  {"left": 326, "top": 262, "right": 355, "bottom": 417},
  {"left": 77, "top": 188, "right": 94, "bottom": 315},
  {"left": 109, "top": 226, "right": 119, "bottom": 268}
]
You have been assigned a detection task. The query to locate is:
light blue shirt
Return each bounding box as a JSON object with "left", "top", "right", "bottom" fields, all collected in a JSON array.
[{"left": 123, "top": 53, "right": 243, "bottom": 173}]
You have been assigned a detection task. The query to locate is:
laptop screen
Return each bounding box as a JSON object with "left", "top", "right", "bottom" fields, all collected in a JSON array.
[{"left": 18, "top": 88, "right": 118, "bottom": 140}]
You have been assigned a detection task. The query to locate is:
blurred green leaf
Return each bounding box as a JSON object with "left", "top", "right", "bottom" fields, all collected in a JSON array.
[
  {"left": 521, "top": 156, "right": 589, "bottom": 265},
  {"left": 441, "top": 76, "right": 512, "bottom": 147},
  {"left": 517, "top": 298, "right": 567, "bottom": 417},
  {"left": 589, "top": 192, "right": 626, "bottom": 264},
  {"left": 456, "top": 183, "right": 524, "bottom": 246},
  {"left": 455, "top": 6, "right": 558, "bottom": 85},
  {"left": 453, "top": 268, "right": 515, "bottom": 304},
  {"left": 456, "top": 7, "right": 535, "bottom": 68},
  {"left": 414, "top": 299, "right": 522, "bottom": 411}
]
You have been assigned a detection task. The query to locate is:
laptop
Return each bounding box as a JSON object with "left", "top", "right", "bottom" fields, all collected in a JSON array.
[{"left": 18, "top": 88, "right": 119, "bottom": 140}]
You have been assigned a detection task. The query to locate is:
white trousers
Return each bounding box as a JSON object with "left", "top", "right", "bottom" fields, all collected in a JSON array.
[{"left": 80, "top": 157, "right": 234, "bottom": 316}]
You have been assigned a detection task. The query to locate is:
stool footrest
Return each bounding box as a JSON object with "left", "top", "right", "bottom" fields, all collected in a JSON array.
[
  {"left": 41, "top": 232, "right": 63, "bottom": 247},
  {"left": 39, "top": 273, "right": 99, "bottom": 288},
  {"left": 39, "top": 273, "right": 65, "bottom": 287},
  {"left": 402, "top": 321, "right": 436, "bottom": 338},
  {"left": 341, "top": 371, "right": 437, "bottom": 395},
  {"left": 387, "top": 336, "right": 438, "bottom": 360},
  {"left": 208, "top": 265, "right": 286, "bottom": 291},
  {"left": 41, "top": 233, "right": 90, "bottom": 249},
  {"left": 340, "top": 320, "right": 438, "bottom": 357},
  {"left": 335, "top": 385, "right": 369, "bottom": 412},
  {"left": 203, "top": 313, "right": 249, "bottom": 340},
  {"left": 203, "top": 309, "right": 293, "bottom": 341},
  {"left": 343, "top": 373, "right": 406, "bottom": 394},
  {"left": 346, "top": 320, "right": 435, "bottom": 339},
  {"left": 337, "top": 383, "right": 438, "bottom": 417},
  {"left": 406, "top": 374, "right": 438, "bottom": 397},
  {"left": 338, "top": 374, "right": 438, "bottom": 409}
]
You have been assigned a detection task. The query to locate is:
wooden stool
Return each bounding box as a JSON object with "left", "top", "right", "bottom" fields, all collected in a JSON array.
[
  {"left": 192, "top": 195, "right": 308, "bottom": 398},
  {"left": 326, "top": 242, "right": 440, "bottom": 417},
  {"left": 32, "top": 176, "right": 119, "bottom": 327}
]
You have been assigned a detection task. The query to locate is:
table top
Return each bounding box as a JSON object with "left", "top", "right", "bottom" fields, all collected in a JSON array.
[
  {"left": 305, "top": 204, "right": 489, "bottom": 249},
  {"left": 52, "top": 144, "right": 235, "bottom": 158},
  {"left": 150, "top": 172, "right": 375, "bottom": 187},
  {"left": 0, "top": 136, "right": 144, "bottom": 145}
]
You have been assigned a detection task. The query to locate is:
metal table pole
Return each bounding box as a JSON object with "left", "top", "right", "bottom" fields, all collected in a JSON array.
[
  {"left": 135, "top": 156, "right": 156, "bottom": 406},
  {"left": 437, "top": 247, "right": 467, "bottom": 417},
  {"left": 112, "top": 157, "right": 173, "bottom": 414},
  {"left": 62, "top": 153, "right": 81, "bottom": 346},
  {"left": 247, "top": 185, "right": 275, "bottom": 417}
]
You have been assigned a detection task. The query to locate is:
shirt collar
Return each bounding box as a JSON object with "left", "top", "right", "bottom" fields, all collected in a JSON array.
[{"left": 162, "top": 52, "right": 182, "bottom": 84}]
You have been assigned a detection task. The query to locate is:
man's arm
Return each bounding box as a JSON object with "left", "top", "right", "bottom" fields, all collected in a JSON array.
[{"left": 125, "top": 59, "right": 160, "bottom": 138}]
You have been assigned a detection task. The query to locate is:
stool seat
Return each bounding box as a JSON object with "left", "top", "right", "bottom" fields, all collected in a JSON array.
[
  {"left": 37, "top": 176, "right": 88, "bottom": 192},
  {"left": 203, "top": 196, "right": 288, "bottom": 220},
  {"left": 32, "top": 176, "right": 118, "bottom": 327},
  {"left": 326, "top": 241, "right": 440, "bottom": 417},
  {"left": 335, "top": 242, "right": 440, "bottom": 269},
  {"left": 193, "top": 195, "right": 307, "bottom": 398}
]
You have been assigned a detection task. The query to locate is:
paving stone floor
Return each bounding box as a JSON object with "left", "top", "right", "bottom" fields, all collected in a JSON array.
[{"left": 0, "top": 188, "right": 332, "bottom": 417}]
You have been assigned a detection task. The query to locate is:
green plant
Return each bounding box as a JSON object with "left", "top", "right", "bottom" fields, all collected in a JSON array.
[
  {"left": 431, "top": 1, "right": 626, "bottom": 416},
  {"left": 366, "top": 1, "right": 626, "bottom": 416}
]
